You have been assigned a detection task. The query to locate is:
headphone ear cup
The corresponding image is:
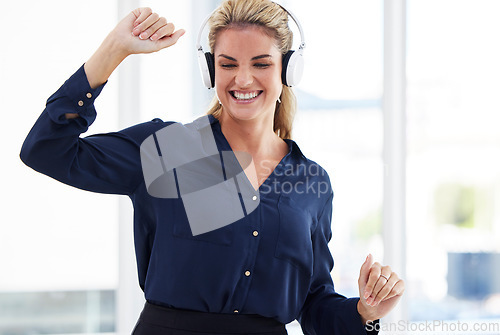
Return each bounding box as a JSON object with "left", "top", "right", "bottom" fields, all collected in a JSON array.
[
  {"left": 281, "top": 51, "right": 294, "bottom": 86},
  {"left": 205, "top": 52, "right": 215, "bottom": 88},
  {"left": 282, "top": 50, "right": 304, "bottom": 87},
  {"left": 197, "top": 50, "right": 215, "bottom": 89}
]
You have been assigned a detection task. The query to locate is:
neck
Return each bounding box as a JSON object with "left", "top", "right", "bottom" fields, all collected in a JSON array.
[
  {"left": 218, "top": 110, "right": 280, "bottom": 155},
  {"left": 217, "top": 108, "right": 289, "bottom": 190}
]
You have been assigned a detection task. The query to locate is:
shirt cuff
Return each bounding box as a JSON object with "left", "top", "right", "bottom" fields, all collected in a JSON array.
[
  {"left": 46, "top": 64, "right": 107, "bottom": 126},
  {"left": 329, "top": 297, "right": 380, "bottom": 335},
  {"left": 351, "top": 298, "right": 380, "bottom": 335},
  {"left": 345, "top": 298, "right": 376, "bottom": 334}
]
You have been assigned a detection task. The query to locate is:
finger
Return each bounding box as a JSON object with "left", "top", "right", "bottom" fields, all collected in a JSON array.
[
  {"left": 366, "top": 277, "right": 387, "bottom": 306},
  {"left": 156, "top": 29, "right": 186, "bottom": 50},
  {"left": 132, "top": 7, "right": 153, "bottom": 27},
  {"left": 133, "top": 12, "right": 161, "bottom": 37},
  {"left": 140, "top": 17, "right": 169, "bottom": 41},
  {"left": 372, "top": 272, "right": 399, "bottom": 306},
  {"left": 363, "top": 261, "right": 382, "bottom": 300},
  {"left": 358, "top": 254, "right": 373, "bottom": 292},
  {"left": 367, "top": 265, "right": 392, "bottom": 305},
  {"left": 135, "top": 12, "right": 160, "bottom": 38},
  {"left": 384, "top": 279, "right": 405, "bottom": 300},
  {"left": 149, "top": 21, "right": 175, "bottom": 41},
  {"left": 374, "top": 265, "right": 392, "bottom": 290},
  {"left": 369, "top": 276, "right": 389, "bottom": 303}
]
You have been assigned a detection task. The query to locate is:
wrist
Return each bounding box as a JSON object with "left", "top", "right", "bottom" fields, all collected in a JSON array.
[
  {"left": 357, "top": 299, "right": 377, "bottom": 325},
  {"left": 101, "top": 30, "right": 131, "bottom": 61},
  {"left": 84, "top": 34, "right": 128, "bottom": 89}
]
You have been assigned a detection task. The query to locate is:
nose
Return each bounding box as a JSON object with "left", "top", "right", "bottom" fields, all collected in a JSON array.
[{"left": 234, "top": 65, "right": 253, "bottom": 88}]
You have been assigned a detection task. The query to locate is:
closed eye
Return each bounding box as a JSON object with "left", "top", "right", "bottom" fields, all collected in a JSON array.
[{"left": 254, "top": 63, "right": 271, "bottom": 68}]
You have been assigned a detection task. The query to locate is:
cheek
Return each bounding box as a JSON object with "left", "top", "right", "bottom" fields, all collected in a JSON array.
[
  {"left": 270, "top": 64, "right": 284, "bottom": 87},
  {"left": 214, "top": 69, "right": 230, "bottom": 88},
  {"left": 214, "top": 73, "right": 233, "bottom": 101},
  {"left": 264, "top": 70, "right": 283, "bottom": 94}
]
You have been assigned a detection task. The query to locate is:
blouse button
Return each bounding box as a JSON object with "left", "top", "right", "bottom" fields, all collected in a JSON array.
[
  {"left": 244, "top": 270, "right": 251, "bottom": 277},
  {"left": 252, "top": 230, "right": 259, "bottom": 237},
  {"left": 252, "top": 195, "right": 258, "bottom": 201},
  {"left": 86, "top": 92, "right": 92, "bottom": 99},
  {"left": 78, "top": 100, "right": 84, "bottom": 107}
]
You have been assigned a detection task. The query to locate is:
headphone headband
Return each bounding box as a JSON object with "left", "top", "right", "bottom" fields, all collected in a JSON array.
[
  {"left": 196, "top": 3, "right": 306, "bottom": 52},
  {"left": 276, "top": 5, "right": 306, "bottom": 51},
  {"left": 196, "top": 1, "right": 305, "bottom": 88}
]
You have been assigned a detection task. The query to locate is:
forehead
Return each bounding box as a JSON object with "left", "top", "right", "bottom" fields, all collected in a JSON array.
[{"left": 214, "top": 26, "right": 281, "bottom": 57}]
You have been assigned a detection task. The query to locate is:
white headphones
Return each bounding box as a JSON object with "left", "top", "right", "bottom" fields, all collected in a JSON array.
[{"left": 195, "top": 2, "right": 306, "bottom": 89}]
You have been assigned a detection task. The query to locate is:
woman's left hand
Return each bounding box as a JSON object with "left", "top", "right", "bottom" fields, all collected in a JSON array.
[{"left": 357, "top": 254, "right": 405, "bottom": 323}]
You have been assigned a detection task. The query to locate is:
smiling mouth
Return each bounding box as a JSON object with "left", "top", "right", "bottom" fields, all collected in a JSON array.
[{"left": 230, "top": 90, "right": 263, "bottom": 101}]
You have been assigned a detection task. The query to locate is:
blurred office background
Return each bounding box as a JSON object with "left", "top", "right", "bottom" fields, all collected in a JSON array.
[{"left": 1, "top": 0, "right": 499, "bottom": 334}]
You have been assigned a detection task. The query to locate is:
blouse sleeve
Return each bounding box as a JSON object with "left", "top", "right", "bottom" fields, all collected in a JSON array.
[
  {"left": 297, "top": 191, "right": 379, "bottom": 335},
  {"left": 20, "top": 65, "right": 147, "bottom": 195}
]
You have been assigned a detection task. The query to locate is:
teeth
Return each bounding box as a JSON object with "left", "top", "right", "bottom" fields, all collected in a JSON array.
[{"left": 234, "top": 91, "right": 259, "bottom": 100}]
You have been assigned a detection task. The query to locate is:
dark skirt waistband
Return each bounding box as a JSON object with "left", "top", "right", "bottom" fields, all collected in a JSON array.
[{"left": 132, "top": 302, "right": 287, "bottom": 335}]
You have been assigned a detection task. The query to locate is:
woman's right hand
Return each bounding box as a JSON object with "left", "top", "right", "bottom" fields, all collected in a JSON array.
[
  {"left": 82, "top": 8, "right": 185, "bottom": 90},
  {"left": 111, "top": 8, "right": 185, "bottom": 56}
]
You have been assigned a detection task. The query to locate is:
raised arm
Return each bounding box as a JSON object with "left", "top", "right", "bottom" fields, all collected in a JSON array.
[{"left": 20, "top": 8, "right": 182, "bottom": 195}]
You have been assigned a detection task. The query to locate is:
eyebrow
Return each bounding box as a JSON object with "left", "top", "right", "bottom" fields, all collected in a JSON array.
[{"left": 218, "top": 54, "right": 273, "bottom": 61}]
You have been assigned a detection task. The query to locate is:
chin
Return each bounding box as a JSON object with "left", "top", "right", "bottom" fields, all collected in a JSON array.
[{"left": 224, "top": 106, "right": 262, "bottom": 122}]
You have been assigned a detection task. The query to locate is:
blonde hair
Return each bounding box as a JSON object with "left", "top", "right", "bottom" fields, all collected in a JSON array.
[{"left": 205, "top": 0, "right": 297, "bottom": 140}]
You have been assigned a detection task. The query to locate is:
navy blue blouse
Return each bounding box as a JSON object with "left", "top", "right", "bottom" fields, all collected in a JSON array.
[{"left": 20, "top": 65, "right": 373, "bottom": 335}]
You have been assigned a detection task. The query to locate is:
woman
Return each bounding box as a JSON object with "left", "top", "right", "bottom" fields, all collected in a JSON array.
[{"left": 20, "top": 0, "right": 404, "bottom": 334}]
